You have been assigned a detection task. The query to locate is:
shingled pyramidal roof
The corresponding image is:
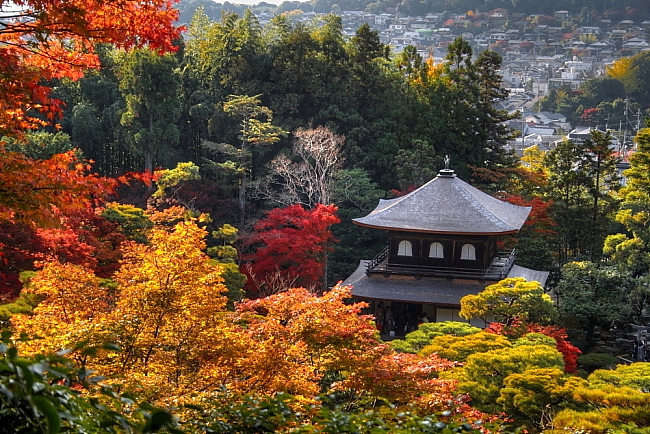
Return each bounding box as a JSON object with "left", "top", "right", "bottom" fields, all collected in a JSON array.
[{"left": 353, "top": 168, "right": 531, "bottom": 235}]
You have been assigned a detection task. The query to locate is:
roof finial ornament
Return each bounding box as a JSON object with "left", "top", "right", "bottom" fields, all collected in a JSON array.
[{"left": 438, "top": 155, "right": 455, "bottom": 178}]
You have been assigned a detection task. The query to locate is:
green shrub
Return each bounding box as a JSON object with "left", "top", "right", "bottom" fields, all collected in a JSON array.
[
  {"left": 391, "top": 321, "right": 481, "bottom": 353},
  {"left": 577, "top": 353, "right": 618, "bottom": 373}
]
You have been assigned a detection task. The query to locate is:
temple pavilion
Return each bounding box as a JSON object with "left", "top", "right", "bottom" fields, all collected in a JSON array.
[{"left": 342, "top": 164, "right": 549, "bottom": 333}]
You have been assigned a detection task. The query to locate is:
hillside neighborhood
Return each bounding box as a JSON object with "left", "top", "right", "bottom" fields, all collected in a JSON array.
[{"left": 244, "top": 7, "right": 649, "bottom": 153}]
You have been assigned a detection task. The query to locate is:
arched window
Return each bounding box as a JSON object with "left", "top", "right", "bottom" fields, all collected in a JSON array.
[
  {"left": 397, "top": 240, "right": 412, "bottom": 256},
  {"left": 460, "top": 243, "right": 476, "bottom": 260},
  {"left": 429, "top": 242, "right": 444, "bottom": 258}
]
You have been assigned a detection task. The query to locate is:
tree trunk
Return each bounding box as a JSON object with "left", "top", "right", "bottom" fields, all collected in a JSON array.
[{"left": 239, "top": 176, "right": 246, "bottom": 225}]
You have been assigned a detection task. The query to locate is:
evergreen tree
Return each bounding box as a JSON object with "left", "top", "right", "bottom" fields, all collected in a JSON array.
[
  {"left": 605, "top": 126, "right": 650, "bottom": 275},
  {"left": 114, "top": 47, "right": 182, "bottom": 174}
]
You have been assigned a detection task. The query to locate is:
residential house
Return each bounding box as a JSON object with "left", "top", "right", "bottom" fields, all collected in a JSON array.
[
  {"left": 548, "top": 69, "right": 585, "bottom": 91},
  {"left": 375, "top": 15, "right": 390, "bottom": 26},
  {"left": 554, "top": 10, "right": 570, "bottom": 21},
  {"left": 566, "top": 126, "right": 607, "bottom": 143},
  {"left": 623, "top": 37, "right": 650, "bottom": 53},
  {"left": 526, "top": 125, "right": 557, "bottom": 135},
  {"left": 475, "top": 34, "right": 489, "bottom": 47},
  {"left": 578, "top": 26, "right": 601, "bottom": 35},
  {"left": 535, "top": 111, "right": 567, "bottom": 124},
  {"left": 487, "top": 31, "right": 507, "bottom": 42}
]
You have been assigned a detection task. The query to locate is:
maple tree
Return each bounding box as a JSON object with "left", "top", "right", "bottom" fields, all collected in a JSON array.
[
  {"left": 498, "top": 192, "right": 557, "bottom": 271},
  {"left": 242, "top": 203, "right": 340, "bottom": 295},
  {"left": 0, "top": 0, "right": 182, "bottom": 265},
  {"left": 11, "top": 221, "right": 488, "bottom": 421},
  {"left": 499, "top": 194, "right": 556, "bottom": 238},
  {"left": 64, "top": 208, "right": 126, "bottom": 278},
  {"left": 0, "top": 207, "right": 125, "bottom": 297},
  {"left": 0, "top": 0, "right": 181, "bottom": 135},
  {"left": 0, "top": 150, "right": 118, "bottom": 228},
  {"left": 233, "top": 285, "right": 488, "bottom": 423},
  {"left": 101, "top": 221, "right": 231, "bottom": 401},
  {"left": 12, "top": 221, "right": 232, "bottom": 403},
  {"left": 11, "top": 260, "right": 112, "bottom": 363}
]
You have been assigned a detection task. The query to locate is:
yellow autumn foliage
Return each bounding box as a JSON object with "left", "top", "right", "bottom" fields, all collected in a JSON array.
[{"left": 12, "top": 220, "right": 469, "bottom": 414}]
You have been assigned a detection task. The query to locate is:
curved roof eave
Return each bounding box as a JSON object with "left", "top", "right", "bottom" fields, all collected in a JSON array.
[
  {"left": 351, "top": 169, "right": 531, "bottom": 234},
  {"left": 351, "top": 220, "right": 522, "bottom": 236}
]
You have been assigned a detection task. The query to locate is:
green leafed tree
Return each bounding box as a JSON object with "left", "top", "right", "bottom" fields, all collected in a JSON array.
[
  {"left": 208, "top": 223, "right": 247, "bottom": 305},
  {"left": 394, "top": 139, "right": 441, "bottom": 190},
  {"left": 152, "top": 161, "right": 201, "bottom": 203},
  {"left": 605, "top": 126, "right": 650, "bottom": 276},
  {"left": 459, "top": 277, "right": 556, "bottom": 326},
  {"left": 549, "top": 362, "right": 650, "bottom": 434},
  {"left": 402, "top": 38, "right": 515, "bottom": 181},
  {"left": 455, "top": 340, "right": 565, "bottom": 414},
  {"left": 544, "top": 131, "right": 621, "bottom": 264},
  {"left": 497, "top": 368, "right": 587, "bottom": 430},
  {"left": 0, "top": 331, "right": 178, "bottom": 434},
  {"left": 555, "top": 261, "right": 634, "bottom": 347},
  {"left": 184, "top": 9, "right": 266, "bottom": 97},
  {"left": 419, "top": 330, "right": 512, "bottom": 362},
  {"left": 1, "top": 131, "right": 77, "bottom": 160},
  {"left": 581, "top": 131, "right": 622, "bottom": 258},
  {"left": 391, "top": 321, "right": 481, "bottom": 354},
  {"left": 114, "top": 47, "right": 182, "bottom": 174},
  {"left": 101, "top": 203, "right": 154, "bottom": 244},
  {"left": 216, "top": 94, "right": 287, "bottom": 223}
]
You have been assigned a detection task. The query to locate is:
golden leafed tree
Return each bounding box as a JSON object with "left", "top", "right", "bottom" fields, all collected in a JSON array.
[{"left": 606, "top": 57, "right": 640, "bottom": 95}]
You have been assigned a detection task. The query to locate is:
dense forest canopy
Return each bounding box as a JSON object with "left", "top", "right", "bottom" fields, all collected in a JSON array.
[{"left": 5, "top": 0, "right": 650, "bottom": 432}]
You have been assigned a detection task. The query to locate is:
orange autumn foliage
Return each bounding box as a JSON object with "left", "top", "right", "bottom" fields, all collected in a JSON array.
[
  {"left": 0, "top": 0, "right": 182, "bottom": 135},
  {"left": 12, "top": 221, "right": 476, "bottom": 416},
  {"left": 11, "top": 261, "right": 112, "bottom": 362},
  {"left": 0, "top": 150, "right": 118, "bottom": 228},
  {"left": 13, "top": 221, "right": 231, "bottom": 400}
]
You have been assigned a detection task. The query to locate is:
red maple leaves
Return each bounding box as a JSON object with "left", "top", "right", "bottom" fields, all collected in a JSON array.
[
  {"left": 242, "top": 204, "right": 340, "bottom": 295},
  {"left": 0, "top": 0, "right": 182, "bottom": 135}
]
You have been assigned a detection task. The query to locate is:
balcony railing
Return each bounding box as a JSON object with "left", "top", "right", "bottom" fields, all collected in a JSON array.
[{"left": 366, "top": 248, "right": 517, "bottom": 281}]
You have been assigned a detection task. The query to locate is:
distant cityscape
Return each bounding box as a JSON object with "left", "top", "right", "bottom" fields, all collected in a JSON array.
[{"left": 234, "top": 7, "right": 648, "bottom": 155}]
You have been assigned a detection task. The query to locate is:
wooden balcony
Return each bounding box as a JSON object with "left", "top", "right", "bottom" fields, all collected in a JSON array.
[{"left": 366, "top": 247, "right": 517, "bottom": 281}]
